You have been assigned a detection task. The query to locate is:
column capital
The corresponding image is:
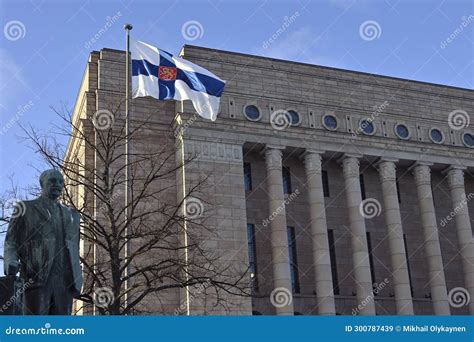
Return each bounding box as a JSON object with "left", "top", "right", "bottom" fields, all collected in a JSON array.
[
  {"left": 378, "top": 159, "right": 397, "bottom": 182},
  {"left": 411, "top": 162, "right": 432, "bottom": 185},
  {"left": 377, "top": 157, "right": 399, "bottom": 164},
  {"left": 339, "top": 154, "right": 361, "bottom": 178},
  {"left": 337, "top": 153, "right": 363, "bottom": 164},
  {"left": 300, "top": 149, "right": 325, "bottom": 158},
  {"left": 301, "top": 150, "right": 324, "bottom": 173},
  {"left": 446, "top": 167, "right": 465, "bottom": 189},
  {"left": 261, "top": 144, "right": 285, "bottom": 153},
  {"left": 263, "top": 146, "right": 283, "bottom": 170},
  {"left": 441, "top": 164, "right": 467, "bottom": 174},
  {"left": 409, "top": 161, "right": 433, "bottom": 170},
  {"left": 265, "top": 144, "right": 285, "bottom": 150}
]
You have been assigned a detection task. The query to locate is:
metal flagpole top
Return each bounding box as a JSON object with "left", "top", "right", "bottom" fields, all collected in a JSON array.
[{"left": 124, "top": 23, "right": 133, "bottom": 30}]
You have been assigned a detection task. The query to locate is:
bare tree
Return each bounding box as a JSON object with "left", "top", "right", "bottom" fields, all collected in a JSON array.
[
  {"left": 19, "top": 100, "right": 251, "bottom": 315},
  {"left": 0, "top": 176, "right": 40, "bottom": 233}
]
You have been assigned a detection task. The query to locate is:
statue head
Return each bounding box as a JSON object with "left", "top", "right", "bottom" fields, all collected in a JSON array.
[{"left": 39, "top": 169, "right": 64, "bottom": 200}]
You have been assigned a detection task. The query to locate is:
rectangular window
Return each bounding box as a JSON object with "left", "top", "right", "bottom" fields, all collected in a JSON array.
[
  {"left": 431, "top": 184, "right": 437, "bottom": 208},
  {"left": 244, "top": 163, "right": 252, "bottom": 191},
  {"left": 247, "top": 223, "right": 258, "bottom": 291},
  {"left": 360, "top": 174, "right": 366, "bottom": 200},
  {"left": 328, "top": 229, "right": 340, "bottom": 295},
  {"left": 396, "top": 178, "right": 401, "bottom": 203},
  {"left": 283, "top": 166, "right": 292, "bottom": 194},
  {"left": 366, "top": 232, "right": 376, "bottom": 292},
  {"left": 71, "top": 158, "right": 80, "bottom": 207},
  {"left": 403, "top": 234, "right": 414, "bottom": 296},
  {"left": 287, "top": 226, "right": 300, "bottom": 293},
  {"left": 322, "top": 170, "right": 330, "bottom": 197}
]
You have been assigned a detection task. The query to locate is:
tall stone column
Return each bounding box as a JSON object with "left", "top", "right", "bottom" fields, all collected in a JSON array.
[
  {"left": 446, "top": 166, "right": 474, "bottom": 314},
  {"left": 303, "top": 150, "right": 336, "bottom": 315},
  {"left": 264, "top": 145, "right": 294, "bottom": 315},
  {"left": 412, "top": 162, "right": 450, "bottom": 315},
  {"left": 378, "top": 159, "right": 414, "bottom": 315},
  {"left": 340, "top": 154, "right": 376, "bottom": 315}
]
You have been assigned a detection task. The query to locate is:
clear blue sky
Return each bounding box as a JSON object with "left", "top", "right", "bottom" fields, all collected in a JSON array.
[{"left": 0, "top": 0, "right": 473, "bottom": 194}]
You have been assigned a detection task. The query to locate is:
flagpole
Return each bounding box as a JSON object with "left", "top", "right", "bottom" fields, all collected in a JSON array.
[{"left": 124, "top": 23, "right": 133, "bottom": 312}]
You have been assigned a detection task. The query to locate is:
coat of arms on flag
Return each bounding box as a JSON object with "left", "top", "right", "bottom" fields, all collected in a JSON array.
[{"left": 158, "top": 66, "right": 177, "bottom": 81}]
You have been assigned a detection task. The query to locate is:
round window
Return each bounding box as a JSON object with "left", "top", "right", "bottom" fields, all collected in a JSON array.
[
  {"left": 360, "top": 119, "right": 375, "bottom": 135},
  {"left": 463, "top": 132, "right": 474, "bottom": 148},
  {"left": 243, "top": 105, "right": 261, "bottom": 121},
  {"left": 323, "top": 114, "right": 338, "bottom": 131},
  {"left": 430, "top": 128, "right": 444, "bottom": 144},
  {"left": 395, "top": 124, "right": 410, "bottom": 140},
  {"left": 285, "top": 110, "right": 300, "bottom": 126}
]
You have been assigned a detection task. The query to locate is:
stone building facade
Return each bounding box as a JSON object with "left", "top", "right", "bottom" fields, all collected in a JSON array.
[{"left": 66, "top": 44, "right": 474, "bottom": 315}]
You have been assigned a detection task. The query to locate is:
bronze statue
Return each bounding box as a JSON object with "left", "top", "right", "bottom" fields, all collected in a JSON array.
[{"left": 3, "top": 169, "right": 82, "bottom": 315}]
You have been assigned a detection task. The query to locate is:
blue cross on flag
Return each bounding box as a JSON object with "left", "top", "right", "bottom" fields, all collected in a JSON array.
[{"left": 131, "top": 39, "right": 226, "bottom": 121}]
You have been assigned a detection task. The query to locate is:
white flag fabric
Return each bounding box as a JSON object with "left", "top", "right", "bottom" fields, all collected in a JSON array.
[{"left": 131, "top": 39, "right": 226, "bottom": 121}]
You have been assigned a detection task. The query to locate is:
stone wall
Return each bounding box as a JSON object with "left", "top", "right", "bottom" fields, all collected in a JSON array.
[{"left": 66, "top": 44, "right": 473, "bottom": 315}]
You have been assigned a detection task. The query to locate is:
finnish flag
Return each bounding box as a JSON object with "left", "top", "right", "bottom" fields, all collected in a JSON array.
[{"left": 131, "top": 39, "right": 226, "bottom": 121}]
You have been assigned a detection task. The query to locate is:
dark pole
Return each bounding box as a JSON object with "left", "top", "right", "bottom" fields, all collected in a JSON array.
[{"left": 123, "top": 23, "right": 133, "bottom": 312}]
